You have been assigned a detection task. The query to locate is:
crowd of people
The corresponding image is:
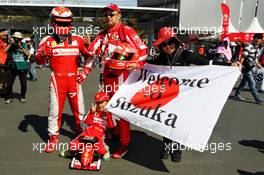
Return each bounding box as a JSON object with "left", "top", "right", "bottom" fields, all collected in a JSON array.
[
  {"left": 0, "top": 3, "right": 263, "bottom": 165},
  {"left": 196, "top": 34, "right": 264, "bottom": 104},
  {"left": 0, "top": 30, "right": 37, "bottom": 104},
  {"left": 198, "top": 38, "right": 249, "bottom": 64}
]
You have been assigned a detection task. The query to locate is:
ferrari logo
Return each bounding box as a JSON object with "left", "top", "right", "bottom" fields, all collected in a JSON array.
[{"left": 51, "top": 41, "right": 57, "bottom": 47}]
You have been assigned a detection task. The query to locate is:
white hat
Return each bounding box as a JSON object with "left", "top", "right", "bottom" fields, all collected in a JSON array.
[
  {"left": 24, "top": 37, "right": 31, "bottom": 42},
  {"left": 12, "top": 32, "right": 23, "bottom": 39}
]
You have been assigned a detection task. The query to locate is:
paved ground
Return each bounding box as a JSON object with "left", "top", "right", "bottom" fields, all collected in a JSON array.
[{"left": 0, "top": 68, "right": 264, "bottom": 175}]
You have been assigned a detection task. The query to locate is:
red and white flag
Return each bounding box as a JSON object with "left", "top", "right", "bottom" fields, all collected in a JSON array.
[
  {"left": 221, "top": 3, "right": 230, "bottom": 37},
  {"left": 106, "top": 64, "right": 240, "bottom": 151}
]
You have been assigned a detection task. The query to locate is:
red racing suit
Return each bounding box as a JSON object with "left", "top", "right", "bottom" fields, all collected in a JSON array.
[
  {"left": 86, "top": 23, "right": 148, "bottom": 147},
  {"left": 35, "top": 34, "right": 89, "bottom": 136},
  {"left": 70, "top": 110, "right": 115, "bottom": 155}
]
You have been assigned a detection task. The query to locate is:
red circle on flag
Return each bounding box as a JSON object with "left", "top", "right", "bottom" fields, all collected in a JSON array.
[{"left": 130, "top": 78, "right": 180, "bottom": 110}]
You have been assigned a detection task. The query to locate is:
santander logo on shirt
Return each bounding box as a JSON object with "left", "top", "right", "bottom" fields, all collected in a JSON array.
[{"left": 52, "top": 48, "right": 79, "bottom": 56}]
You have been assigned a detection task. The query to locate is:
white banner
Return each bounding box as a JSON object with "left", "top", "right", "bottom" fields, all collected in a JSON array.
[{"left": 106, "top": 64, "right": 240, "bottom": 152}]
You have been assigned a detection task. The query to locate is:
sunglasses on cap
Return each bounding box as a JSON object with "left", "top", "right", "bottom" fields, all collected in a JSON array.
[
  {"left": 103, "top": 12, "right": 119, "bottom": 17},
  {"left": 159, "top": 38, "right": 176, "bottom": 48},
  {"left": 111, "top": 52, "right": 134, "bottom": 61}
]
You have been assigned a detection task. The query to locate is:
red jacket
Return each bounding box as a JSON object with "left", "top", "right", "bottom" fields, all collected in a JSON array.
[
  {"left": 83, "top": 110, "right": 115, "bottom": 133},
  {"left": 87, "top": 23, "right": 148, "bottom": 72},
  {"left": 0, "top": 39, "right": 7, "bottom": 65}
]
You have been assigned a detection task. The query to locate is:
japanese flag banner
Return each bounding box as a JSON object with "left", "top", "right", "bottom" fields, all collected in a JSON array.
[{"left": 106, "top": 64, "right": 240, "bottom": 152}]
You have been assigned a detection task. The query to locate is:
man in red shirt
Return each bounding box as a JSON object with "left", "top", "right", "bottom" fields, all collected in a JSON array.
[
  {"left": 0, "top": 29, "right": 8, "bottom": 65},
  {"left": 35, "top": 6, "right": 90, "bottom": 153},
  {"left": 77, "top": 3, "right": 148, "bottom": 158},
  {"left": 0, "top": 29, "right": 8, "bottom": 96}
]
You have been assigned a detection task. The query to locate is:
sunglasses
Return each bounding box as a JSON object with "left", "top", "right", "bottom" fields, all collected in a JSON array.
[
  {"left": 103, "top": 12, "right": 118, "bottom": 17},
  {"left": 160, "top": 38, "right": 175, "bottom": 48}
]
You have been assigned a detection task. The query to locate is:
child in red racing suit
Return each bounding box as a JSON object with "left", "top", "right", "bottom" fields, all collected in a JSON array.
[{"left": 60, "top": 92, "right": 115, "bottom": 161}]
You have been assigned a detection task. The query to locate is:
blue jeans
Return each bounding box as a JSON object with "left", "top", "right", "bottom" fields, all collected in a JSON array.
[
  {"left": 29, "top": 62, "right": 37, "bottom": 80},
  {"left": 235, "top": 69, "right": 262, "bottom": 102}
]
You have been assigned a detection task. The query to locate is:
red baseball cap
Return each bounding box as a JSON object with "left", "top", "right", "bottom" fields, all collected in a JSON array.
[
  {"left": 94, "top": 92, "right": 110, "bottom": 102},
  {"left": 153, "top": 27, "right": 180, "bottom": 46},
  {"left": 102, "top": 3, "right": 121, "bottom": 13}
]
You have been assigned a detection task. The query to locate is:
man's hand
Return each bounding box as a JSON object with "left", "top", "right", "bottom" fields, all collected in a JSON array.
[
  {"left": 90, "top": 103, "right": 96, "bottom": 113},
  {"left": 126, "top": 63, "right": 138, "bottom": 71},
  {"left": 76, "top": 66, "right": 92, "bottom": 84},
  {"left": 80, "top": 120, "right": 88, "bottom": 130},
  {"left": 9, "top": 38, "right": 15, "bottom": 44},
  {"left": 256, "top": 60, "right": 263, "bottom": 69},
  {"left": 256, "top": 64, "right": 263, "bottom": 69},
  {"left": 41, "top": 47, "right": 53, "bottom": 58},
  {"left": 231, "top": 61, "right": 242, "bottom": 70},
  {"left": 18, "top": 41, "right": 22, "bottom": 49}
]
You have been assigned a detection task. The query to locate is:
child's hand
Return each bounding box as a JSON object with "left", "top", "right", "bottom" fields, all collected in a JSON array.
[{"left": 90, "top": 103, "right": 96, "bottom": 113}]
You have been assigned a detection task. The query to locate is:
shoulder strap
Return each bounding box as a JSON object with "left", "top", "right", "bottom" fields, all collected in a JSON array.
[{"left": 118, "top": 24, "right": 126, "bottom": 42}]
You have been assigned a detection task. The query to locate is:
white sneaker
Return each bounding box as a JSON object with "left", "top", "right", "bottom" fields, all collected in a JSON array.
[
  {"left": 4, "top": 99, "right": 12, "bottom": 104},
  {"left": 19, "top": 98, "right": 26, "bottom": 103},
  {"left": 103, "top": 151, "right": 110, "bottom": 161}
]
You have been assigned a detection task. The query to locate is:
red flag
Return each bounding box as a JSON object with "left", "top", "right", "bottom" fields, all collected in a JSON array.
[{"left": 221, "top": 3, "right": 230, "bottom": 39}]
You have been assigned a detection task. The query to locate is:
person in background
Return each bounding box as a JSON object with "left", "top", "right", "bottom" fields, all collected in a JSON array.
[
  {"left": 198, "top": 44, "right": 205, "bottom": 57},
  {"left": 216, "top": 37, "right": 232, "bottom": 63},
  {"left": 229, "top": 42, "right": 237, "bottom": 62},
  {"left": 25, "top": 38, "right": 37, "bottom": 81},
  {"left": 207, "top": 42, "right": 218, "bottom": 60},
  {"left": 4, "top": 32, "right": 29, "bottom": 104},
  {"left": 0, "top": 29, "right": 8, "bottom": 97},
  {"left": 148, "top": 27, "right": 240, "bottom": 162},
  {"left": 234, "top": 33, "right": 264, "bottom": 104},
  {"left": 0, "top": 29, "right": 8, "bottom": 64},
  {"left": 140, "top": 33, "right": 148, "bottom": 45}
]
